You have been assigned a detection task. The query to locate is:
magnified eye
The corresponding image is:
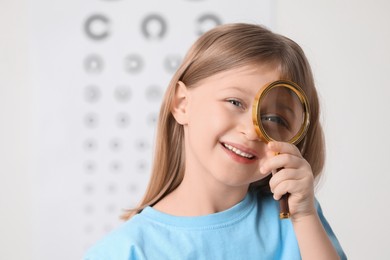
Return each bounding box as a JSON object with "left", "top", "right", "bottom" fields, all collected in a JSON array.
[{"left": 261, "top": 114, "right": 290, "bottom": 130}]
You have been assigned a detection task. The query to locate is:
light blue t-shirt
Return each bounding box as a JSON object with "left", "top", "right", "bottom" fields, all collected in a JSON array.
[{"left": 84, "top": 192, "right": 346, "bottom": 260}]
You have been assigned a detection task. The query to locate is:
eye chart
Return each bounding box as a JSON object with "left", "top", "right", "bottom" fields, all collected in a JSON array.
[{"left": 28, "top": 1, "right": 274, "bottom": 259}]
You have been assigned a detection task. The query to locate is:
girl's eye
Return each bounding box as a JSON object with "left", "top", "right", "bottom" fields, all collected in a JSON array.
[
  {"left": 261, "top": 115, "right": 290, "bottom": 130},
  {"left": 228, "top": 99, "right": 243, "bottom": 108}
]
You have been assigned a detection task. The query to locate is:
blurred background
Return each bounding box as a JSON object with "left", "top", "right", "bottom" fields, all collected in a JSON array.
[{"left": 1, "top": 0, "right": 389, "bottom": 259}]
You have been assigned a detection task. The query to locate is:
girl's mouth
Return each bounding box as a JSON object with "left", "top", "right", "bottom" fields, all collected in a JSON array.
[{"left": 222, "top": 143, "right": 256, "bottom": 160}]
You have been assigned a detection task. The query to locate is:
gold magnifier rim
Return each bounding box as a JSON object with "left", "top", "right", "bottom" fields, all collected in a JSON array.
[{"left": 252, "top": 80, "right": 311, "bottom": 145}]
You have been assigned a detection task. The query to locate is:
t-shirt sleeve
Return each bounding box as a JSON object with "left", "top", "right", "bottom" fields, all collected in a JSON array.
[{"left": 316, "top": 199, "right": 348, "bottom": 260}]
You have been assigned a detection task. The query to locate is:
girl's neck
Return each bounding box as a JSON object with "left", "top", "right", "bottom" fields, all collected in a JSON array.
[{"left": 153, "top": 173, "right": 249, "bottom": 217}]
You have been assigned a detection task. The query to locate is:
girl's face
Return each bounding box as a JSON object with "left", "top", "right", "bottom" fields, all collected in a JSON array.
[{"left": 178, "top": 64, "right": 280, "bottom": 191}]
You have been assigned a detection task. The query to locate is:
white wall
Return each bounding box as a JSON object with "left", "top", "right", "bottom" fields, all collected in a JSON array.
[
  {"left": 1, "top": 0, "right": 389, "bottom": 259},
  {"left": 276, "top": 1, "right": 390, "bottom": 259},
  {"left": 0, "top": 0, "right": 32, "bottom": 259}
]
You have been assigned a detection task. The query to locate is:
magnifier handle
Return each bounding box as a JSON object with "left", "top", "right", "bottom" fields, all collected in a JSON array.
[
  {"left": 279, "top": 194, "right": 290, "bottom": 219},
  {"left": 273, "top": 166, "right": 290, "bottom": 219}
]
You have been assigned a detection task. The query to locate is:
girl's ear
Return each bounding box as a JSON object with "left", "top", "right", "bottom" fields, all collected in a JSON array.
[{"left": 171, "top": 81, "right": 189, "bottom": 125}]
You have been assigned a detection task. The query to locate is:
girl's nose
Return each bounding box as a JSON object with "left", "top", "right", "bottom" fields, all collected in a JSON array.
[
  {"left": 240, "top": 112, "right": 259, "bottom": 141},
  {"left": 244, "top": 124, "right": 259, "bottom": 141}
]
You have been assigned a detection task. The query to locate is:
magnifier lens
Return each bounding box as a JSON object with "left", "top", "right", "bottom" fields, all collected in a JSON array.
[
  {"left": 253, "top": 81, "right": 309, "bottom": 145},
  {"left": 259, "top": 86, "right": 304, "bottom": 143}
]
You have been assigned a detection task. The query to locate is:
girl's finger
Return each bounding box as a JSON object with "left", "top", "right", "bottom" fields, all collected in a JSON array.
[
  {"left": 272, "top": 177, "right": 313, "bottom": 201},
  {"left": 271, "top": 179, "right": 293, "bottom": 200},
  {"left": 269, "top": 168, "right": 305, "bottom": 192},
  {"left": 260, "top": 153, "right": 308, "bottom": 174},
  {"left": 268, "top": 141, "right": 302, "bottom": 157}
]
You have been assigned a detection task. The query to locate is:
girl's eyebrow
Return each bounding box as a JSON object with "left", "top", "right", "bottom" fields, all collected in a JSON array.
[{"left": 219, "top": 86, "right": 253, "bottom": 96}]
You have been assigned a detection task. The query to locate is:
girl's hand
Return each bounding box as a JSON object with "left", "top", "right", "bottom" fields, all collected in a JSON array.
[{"left": 260, "top": 141, "right": 316, "bottom": 221}]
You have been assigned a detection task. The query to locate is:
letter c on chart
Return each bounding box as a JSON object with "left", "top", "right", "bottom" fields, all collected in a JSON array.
[
  {"left": 141, "top": 14, "right": 167, "bottom": 40},
  {"left": 84, "top": 14, "right": 110, "bottom": 41}
]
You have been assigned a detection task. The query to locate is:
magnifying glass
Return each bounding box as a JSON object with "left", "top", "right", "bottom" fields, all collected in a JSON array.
[{"left": 252, "top": 80, "right": 310, "bottom": 219}]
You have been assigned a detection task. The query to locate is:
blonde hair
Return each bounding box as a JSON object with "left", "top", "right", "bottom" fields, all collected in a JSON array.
[{"left": 121, "top": 23, "right": 325, "bottom": 220}]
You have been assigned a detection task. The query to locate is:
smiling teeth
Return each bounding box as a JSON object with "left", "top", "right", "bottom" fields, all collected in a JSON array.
[{"left": 223, "top": 143, "right": 254, "bottom": 159}]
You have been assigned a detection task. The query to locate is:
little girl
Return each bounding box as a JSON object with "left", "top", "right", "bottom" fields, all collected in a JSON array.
[{"left": 84, "top": 23, "right": 347, "bottom": 260}]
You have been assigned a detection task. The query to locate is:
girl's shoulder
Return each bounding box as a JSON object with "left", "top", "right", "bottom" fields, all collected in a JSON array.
[{"left": 82, "top": 214, "right": 149, "bottom": 260}]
